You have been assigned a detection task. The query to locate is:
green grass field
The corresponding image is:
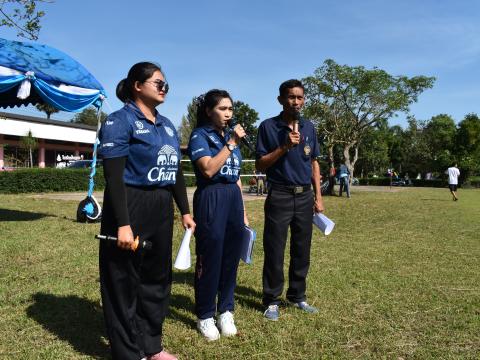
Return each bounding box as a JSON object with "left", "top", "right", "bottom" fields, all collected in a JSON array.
[{"left": 1, "top": 188, "right": 479, "bottom": 359}]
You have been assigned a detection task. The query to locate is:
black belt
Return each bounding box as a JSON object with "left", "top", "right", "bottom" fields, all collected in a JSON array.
[{"left": 270, "top": 183, "right": 311, "bottom": 194}]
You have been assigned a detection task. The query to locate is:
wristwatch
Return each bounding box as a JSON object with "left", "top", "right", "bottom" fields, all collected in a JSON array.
[{"left": 227, "top": 143, "right": 236, "bottom": 152}]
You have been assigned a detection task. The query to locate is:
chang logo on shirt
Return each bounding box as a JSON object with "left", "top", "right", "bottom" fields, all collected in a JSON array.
[
  {"left": 135, "top": 121, "right": 144, "bottom": 130},
  {"left": 147, "top": 145, "right": 178, "bottom": 182},
  {"left": 220, "top": 152, "right": 240, "bottom": 177}
]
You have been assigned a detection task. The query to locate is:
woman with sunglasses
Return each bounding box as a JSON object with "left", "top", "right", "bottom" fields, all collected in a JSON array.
[
  {"left": 98, "top": 62, "right": 195, "bottom": 360},
  {"left": 187, "top": 89, "right": 249, "bottom": 341}
]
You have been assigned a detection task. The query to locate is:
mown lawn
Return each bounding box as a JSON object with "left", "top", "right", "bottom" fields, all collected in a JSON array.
[{"left": 0, "top": 187, "right": 479, "bottom": 359}]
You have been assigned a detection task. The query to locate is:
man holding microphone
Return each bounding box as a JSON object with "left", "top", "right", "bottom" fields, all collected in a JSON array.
[{"left": 256, "top": 79, "right": 324, "bottom": 321}]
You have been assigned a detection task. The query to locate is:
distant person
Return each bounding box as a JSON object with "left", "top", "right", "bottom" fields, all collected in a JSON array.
[
  {"left": 256, "top": 170, "right": 265, "bottom": 195},
  {"left": 337, "top": 163, "right": 350, "bottom": 198},
  {"left": 445, "top": 164, "right": 460, "bottom": 201}
]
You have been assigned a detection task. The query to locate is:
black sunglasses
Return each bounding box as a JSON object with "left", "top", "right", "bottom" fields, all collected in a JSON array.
[{"left": 145, "top": 80, "right": 169, "bottom": 94}]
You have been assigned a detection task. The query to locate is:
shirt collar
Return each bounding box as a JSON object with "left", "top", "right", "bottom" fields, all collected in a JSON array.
[
  {"left": 203, "top": 125, "right": 230, "bottom": 140},
  {"left": 125, "top": 101, "right": 165, "bottom": 126},
  {"left": 275, "top": 111, "right": 305, "bottom": 129}
]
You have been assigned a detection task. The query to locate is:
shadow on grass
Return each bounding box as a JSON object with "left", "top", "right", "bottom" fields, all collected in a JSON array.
[
  {"left": 0, "top": 208, "right": 54, "bottom": 221},
  {"left": 168, "top": 293, "right": 196, "bottom": 329},
  {"left": 26, "top": 292, "right": 109, "bottom": 359},
  {"left": 173, "top": 270, "right": 264, "bottom": 313},
  {"left": 235, "top": 284, "right": 264, "bottom": 312},
  {"left": 172, "top": 270, "right": 194, "bottom": 287},
  {"left": 420, "top": 198, "right": 451, "bottom": 202}
]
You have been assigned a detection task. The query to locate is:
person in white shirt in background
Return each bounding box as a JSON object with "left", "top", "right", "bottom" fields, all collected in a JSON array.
[{"left": 446, "top": 163, "right": 461, "bottom": 201}]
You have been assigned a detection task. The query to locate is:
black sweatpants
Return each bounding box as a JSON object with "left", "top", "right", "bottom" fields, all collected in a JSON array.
[
  {"left": 100, "top": 185, "right": 173, "bottom": 360},
  {"left": 262, "top": 187, "right": 314, "bottom": 306}
]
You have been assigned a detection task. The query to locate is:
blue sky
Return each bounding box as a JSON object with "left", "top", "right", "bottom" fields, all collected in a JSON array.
[{"left": 3, "top": 0, "right": 480, "bottom": 128}]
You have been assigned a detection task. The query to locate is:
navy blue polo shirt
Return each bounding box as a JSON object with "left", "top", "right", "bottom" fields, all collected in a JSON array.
[
  {"left": 256, "top": 112, "right": 320, "bottom": 186},
  {"left": 187, "top": 126, "right": 242, "bottom": 188},
  {"left": 98, "top": 102, "right": 180, "bottom": 187}
]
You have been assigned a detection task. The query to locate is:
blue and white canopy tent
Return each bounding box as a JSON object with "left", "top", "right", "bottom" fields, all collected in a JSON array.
[{"left": 0, "top": 37, "right": 107, "bottom": 222}]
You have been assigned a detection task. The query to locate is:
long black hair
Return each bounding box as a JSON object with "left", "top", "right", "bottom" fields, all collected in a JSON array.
[
  {"left": 116, "top": 62, "right": 164, "bottom": 103},
  {"left": 195, "top": 89, "right": 233, "bottom": 128}
]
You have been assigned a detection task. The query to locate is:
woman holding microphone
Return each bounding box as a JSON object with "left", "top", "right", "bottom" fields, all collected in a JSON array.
[
  {"left": 187, "top": 89, "right": 248, "bottom": 341},
  {"left": 98, "top": 62, "right": 195, "bottom": 360}
]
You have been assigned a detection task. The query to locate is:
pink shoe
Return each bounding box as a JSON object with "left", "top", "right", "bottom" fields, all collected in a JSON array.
[{"left": 147, "top": 350, "right": 178, "bottom": 360}]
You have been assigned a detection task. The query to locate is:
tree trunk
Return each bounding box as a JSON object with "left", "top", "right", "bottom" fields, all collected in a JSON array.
[
  {"left": 327, "top": 145, "right": 336, "bottom": 195},
  {"left": 343, "top": 142, "right": 359, "bottom": 187},
  {"left": 29, "top": 147, "right": 33, "bottom": 168}
]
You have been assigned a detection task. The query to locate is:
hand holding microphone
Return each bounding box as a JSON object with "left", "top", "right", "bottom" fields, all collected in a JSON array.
[
  {"left": 286, "top": 111, "right": 301, "bottom": 149},
  {"left": 228, "top": 118, "right": 254, "bottom": 152}
]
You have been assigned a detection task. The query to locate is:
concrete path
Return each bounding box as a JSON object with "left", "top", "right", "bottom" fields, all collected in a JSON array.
[{"left": 28, "top": 185, "right": 407, "bottom": 203}]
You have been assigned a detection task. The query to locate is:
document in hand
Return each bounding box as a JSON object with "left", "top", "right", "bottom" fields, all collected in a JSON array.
[
  {"left": 240, "top": 225, "right": 256, "bottom": 264},
  {"left": 313, "top": 213, "right": 335, "bottom": 235},
  {"left": 174, "top": 228, "right": 192, "bottom": 270}
]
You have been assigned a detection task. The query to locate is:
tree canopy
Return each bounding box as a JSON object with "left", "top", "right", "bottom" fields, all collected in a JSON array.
[
  {"left": 302, "top": 59, "right": 435, "bottom": 177},
  {"left": 0, "top": 0, "right": 50, "bottom": 40},
  {"left": 71, "top": 107, "right": 107, "bottom": 126},
  {"left": 35, "top": 103, "right": 59, "bottom": 120}
]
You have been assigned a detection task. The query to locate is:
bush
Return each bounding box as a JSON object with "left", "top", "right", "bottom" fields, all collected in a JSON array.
[
  {"left": 411, "top": 179, "right": 447, "bottom": 188},
  {"left": 357, "top": 177, "right": 448, "bottom": 188},
  {"left": 0, "top": 168, "right": 105, "bottom": 194},
  {"left": 358, "top": 177, "right": 391, "bottom": 186}
]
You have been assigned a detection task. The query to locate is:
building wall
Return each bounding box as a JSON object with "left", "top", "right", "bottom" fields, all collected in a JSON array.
[{"left": 0, "top": 113, "right": 96, "bottom": 169}]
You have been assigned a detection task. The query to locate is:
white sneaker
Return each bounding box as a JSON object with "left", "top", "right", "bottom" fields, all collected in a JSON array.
[
  {"left": 197, "top": 317, "right": 220, "bottom": 341},
  {"left": 217, "top": 311, "right": 237, "bottom": 337}
]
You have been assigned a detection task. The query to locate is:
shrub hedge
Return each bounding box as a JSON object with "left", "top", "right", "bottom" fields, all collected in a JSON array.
[
  {"left": 0, "top": 166, "right": 257, "bottom": 193},
  {"left": 0, "top": 168, "right": 105, "bottom": 194},
  {"left": 5, "top": 168, "right": 470, "bottom": 194}
]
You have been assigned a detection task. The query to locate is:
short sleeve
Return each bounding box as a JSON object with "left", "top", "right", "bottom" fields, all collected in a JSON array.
[
  {"left": 188, "top": 130, "right": 212, "bottom": 161},
  {"left": 98, "top": 113, "right": 131, "bottom": 159},
  {"left": 256, "top": 122, "right": 269, "bottom": 159}
]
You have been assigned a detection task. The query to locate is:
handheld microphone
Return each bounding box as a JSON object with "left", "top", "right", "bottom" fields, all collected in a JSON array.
[
  {"left": 227, "top": 118, "right": 255, "bottom": 152},
  {"left": 95, "top": 234, "right": 152, "bottom": 251},
  {"left": 293, "top": 111, "right": 300, "bottom": 133}
]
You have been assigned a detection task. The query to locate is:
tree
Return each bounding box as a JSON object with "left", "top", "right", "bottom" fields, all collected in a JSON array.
[
  {"left": 20, "top": 129, "right": 37, "bottom": 167},
  {"left": 71, "top": 107, "right": 108, "bottom": 126},
  {"left": 455, "top": 113, "right": 480, "bottom": 177},
  {"left": 35, "top": 102, "right": 59, "bottom": 119},
  {"left": 0, "top": 0, "right": 50, "bottom": 40},
  {"left": 423, "top": 114, "right": 456, "bottom": 173},
  {"left": 356, "top": 120, "right": 392, "bottom": 177},
  {"left": 302, "top": 59, "right": 435, "bottom": 179},
  {"left": 233, "top": 100, "right": 259, "bottom": 158},
  {"left": 177, "top": 97, "right": 198, "bottom": 145}
]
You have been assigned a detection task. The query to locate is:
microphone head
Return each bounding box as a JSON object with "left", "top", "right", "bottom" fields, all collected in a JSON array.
[
  {"left": 228, "top": 118, "right": 238, "bottom": 127},
  {"left": 293, "top": 110, "right": 301, "bottom": 121}
]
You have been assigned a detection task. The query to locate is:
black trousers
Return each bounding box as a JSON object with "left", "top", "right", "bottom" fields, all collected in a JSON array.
[
  {"left": 193, "top": 183, "right": 244, "bottom": 319},
  {"left": 100, "top": 185, "right": 173, "bottom": 360},
  {"left": 262, "top": 187, "right": 314, "bottom": 306}
]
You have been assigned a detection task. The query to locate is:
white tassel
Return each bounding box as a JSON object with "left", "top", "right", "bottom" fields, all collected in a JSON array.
[{"left": 17, "top": 71, "right": 35, "bottom": 100}]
